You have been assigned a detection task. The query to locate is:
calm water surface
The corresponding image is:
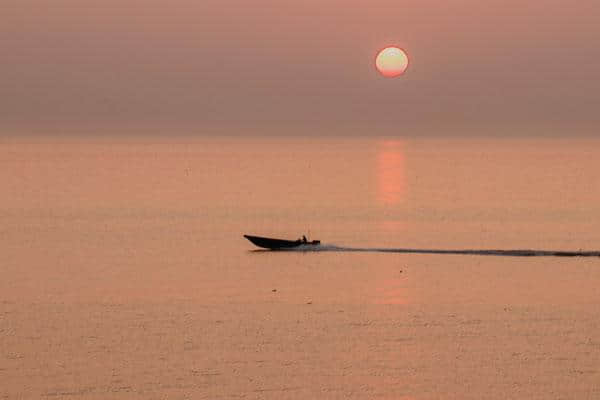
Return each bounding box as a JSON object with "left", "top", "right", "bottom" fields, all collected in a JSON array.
[{"left": 2, "top": 137, "right": 600, "bottom": 399}]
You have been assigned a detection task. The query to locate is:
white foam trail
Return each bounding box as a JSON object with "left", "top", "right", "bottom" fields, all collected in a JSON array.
[{"left": 278, "top": 243, "right": 600, "bottom": 257}]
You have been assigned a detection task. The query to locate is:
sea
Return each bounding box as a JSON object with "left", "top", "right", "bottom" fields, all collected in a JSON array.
[{"left": 2, "top": 136, "right": 600, "bottom": 399}]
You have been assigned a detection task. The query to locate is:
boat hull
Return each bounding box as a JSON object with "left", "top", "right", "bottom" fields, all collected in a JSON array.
[{"left": 244, "top": 235, "right": 320, "bottom": 250}]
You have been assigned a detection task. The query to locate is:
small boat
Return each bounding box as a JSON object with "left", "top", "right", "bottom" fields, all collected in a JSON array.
[{"left": 244, "top": 234, "right": 320, "bottom": 250}]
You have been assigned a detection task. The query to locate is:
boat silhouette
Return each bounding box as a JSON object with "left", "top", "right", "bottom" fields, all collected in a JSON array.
[{"left": 244, "top": 234, "right": 320, "bottom": 250}]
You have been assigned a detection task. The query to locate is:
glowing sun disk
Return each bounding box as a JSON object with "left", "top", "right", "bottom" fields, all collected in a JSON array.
[{"left": 375, "top": 47, "right": 409, "bottom": 78}]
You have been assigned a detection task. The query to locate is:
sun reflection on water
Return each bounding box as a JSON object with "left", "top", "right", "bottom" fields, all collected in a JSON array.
[
  {"left": 373, "top": 140, "right": 409, "bottom": 305},
  {"left": 376, "top": 140, "right": 405, "bottom": 206}
]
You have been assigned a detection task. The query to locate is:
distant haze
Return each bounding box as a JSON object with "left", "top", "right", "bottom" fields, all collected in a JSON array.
[{"left": 3, "top": 0, "right": 600, "bottom": 136}]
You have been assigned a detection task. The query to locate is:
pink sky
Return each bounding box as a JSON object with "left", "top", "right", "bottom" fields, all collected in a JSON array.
[{"left": 2, "top": 0, "right": 599, "bottom": 135}]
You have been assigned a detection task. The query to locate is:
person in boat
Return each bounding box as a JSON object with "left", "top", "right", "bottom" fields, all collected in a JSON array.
[{"left": 302, "top": 235, "right": 307, "bottom": 243}]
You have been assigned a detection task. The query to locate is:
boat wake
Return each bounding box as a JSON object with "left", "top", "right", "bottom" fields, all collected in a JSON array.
[{"left": 264, "top": 244, "right": 600, "bottom": 257}]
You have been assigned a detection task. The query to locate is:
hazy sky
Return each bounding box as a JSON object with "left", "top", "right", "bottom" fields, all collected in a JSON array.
[{"left": 3, "top": 0, "right": 600, "bottom": 135}]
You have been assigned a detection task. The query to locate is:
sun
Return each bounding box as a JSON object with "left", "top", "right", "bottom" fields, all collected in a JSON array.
[{"left": 375, "top": 47, "right": 409, "bottom": 78}]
